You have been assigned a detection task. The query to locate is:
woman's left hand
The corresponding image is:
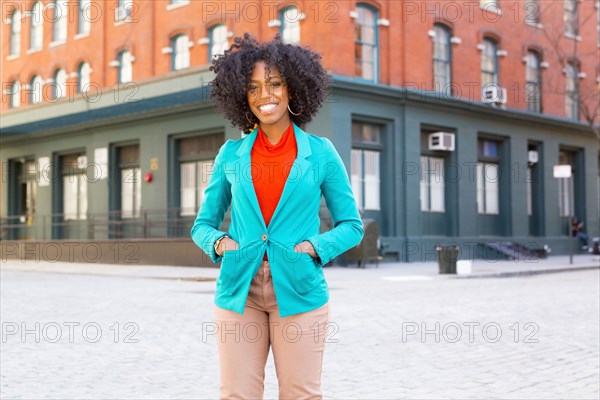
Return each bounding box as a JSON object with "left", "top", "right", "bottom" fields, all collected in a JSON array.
[{"left": 294, "top": 240, "right": 318, "bottom": 258}]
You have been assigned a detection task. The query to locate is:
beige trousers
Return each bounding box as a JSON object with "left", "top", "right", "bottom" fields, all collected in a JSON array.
[{"left": 214, "top": 260, "right": 329, "bottom": 400}]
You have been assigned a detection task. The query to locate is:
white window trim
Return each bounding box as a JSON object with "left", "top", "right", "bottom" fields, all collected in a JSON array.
[
  {"left": 564, "top": 32, "right": 582, "bottom": 41},
  {"left": 166, "top": 0, "right": 190, "bottom": 11},
  {"left": 480, "top": 3, "right": 502, "bottom": 15},
  {"left": 74, "top": 32, "right": 90, "bottom": 40},
  {"left": 49, "top": 40, "right": 66, "bottom": 48}
]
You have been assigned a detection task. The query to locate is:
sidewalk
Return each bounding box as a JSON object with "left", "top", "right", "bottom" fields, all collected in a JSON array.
[{"left": 1, "top": 254, "right": 598, "bottom": 280}]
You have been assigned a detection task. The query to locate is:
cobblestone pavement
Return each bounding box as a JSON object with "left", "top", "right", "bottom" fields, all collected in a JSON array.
[{"left": 1, "top": 263, "right": 598, "bottom": 399}]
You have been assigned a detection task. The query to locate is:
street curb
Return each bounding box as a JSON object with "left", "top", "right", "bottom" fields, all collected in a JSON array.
[{"left": 450, "top": 265, "right": 600, "bottom": 279}]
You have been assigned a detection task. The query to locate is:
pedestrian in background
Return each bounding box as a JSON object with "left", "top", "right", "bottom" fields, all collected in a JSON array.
[
  {"left": 571, "top": 217, "right": 589, "bottom": 250},
  {"left": 190, "top": 33, "right": 364, "bottom": 399}
]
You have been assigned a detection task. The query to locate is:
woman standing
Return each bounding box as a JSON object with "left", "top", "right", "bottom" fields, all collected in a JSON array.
[{"left": 191, "top": 33, "right": 364, "bottom": 399}]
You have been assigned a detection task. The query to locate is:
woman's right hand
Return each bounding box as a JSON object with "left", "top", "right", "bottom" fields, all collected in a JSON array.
[{"left": 217, "top": 237, "right": 239, "bottom": 256}]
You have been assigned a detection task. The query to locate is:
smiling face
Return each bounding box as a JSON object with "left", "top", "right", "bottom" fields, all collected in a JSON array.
[{"left": 246, "top": 60, "right": 291, "bottom": 134}]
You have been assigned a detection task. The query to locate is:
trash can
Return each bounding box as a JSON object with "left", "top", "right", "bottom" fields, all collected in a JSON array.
[{"left": 436, "top": 245, "right": 459, "bottom": 274}]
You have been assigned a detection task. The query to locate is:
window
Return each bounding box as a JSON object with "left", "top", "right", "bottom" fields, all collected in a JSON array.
[
  {"left": 172, "top": 35, "right": 190, "bottom": 71},
  {"left": 115, "top": 0, "right": 133, "bottom": 22},
  {"left": 526, "top": 166, "right": 533, "bottom": 216},
  {"left": 565, "top": 62, "right": 579, "bottom": 119},
  {"left": 481, "top": 0, "right": 498, "bottom": 7},
  {"left": 118, "top": 50, "right": 133, "bottom": 83},
  {"left": 30, "top": 75, "right": 43, "bottom": 104},
  {"left": 564, "top": 0, "right": 578, "bottom": 36},
  {"left": 78, "top": 0, "right": 90, "bottom": 35},
  {"left": 524, "top": 0, "right": 540, "bottom": 24},
  {"left": 10, "top": 9, "right": 21, "bottom": 56},
  {"left": 481, "top": 38, "right": 498, "bottom": 89},
  {"left": 351, "top": 122, "right": 382, "bottom": 211},
  {"left": 53, "top": 0, "right": 68, "bottom": 43},
  {"left": 420, "top": 156, "right": 445, "bottom": 212},
  {"left": 477, "top": 139, "right": 500, "bottom": 215},
  {"left": 354, "top": 4, "right": 378, "bottom": 82},
  {"left": 281, "top": 6, "right": 301, "bottom": 44},
  {"left": 525, "top": 51, "right": 541, "bottom": 113},
  {"left": 177, "top": 133, "right": 224, "bottom": 216},
  {"left": 432, "top": 24, "right": 452, "bottom": 96},
  {"left": 209, "top": 25, "right": 228, "bottom": 61},
  {"left": 30, "top": 2, "right": 43, "bottom": 51},
  {"left": 78, "top": 62, "right": 91, "bottom": 93},
  {"left": 62, "top": 154, "right": 88, "bottom": 221},
  {"left": 9, "top": 81, "right": 21, "bottom": 109},
  {"left": 118, "top": 145, "right": 141, "bottom": 219},
  {"left": 558, "top": 151, "right": 574, "bottom": 217},
  {"left": 23, "top": 161, "right": 38, "bottom": 219},
  {"left": 53, "top": 69, "right": 67, "bottom": 99}
]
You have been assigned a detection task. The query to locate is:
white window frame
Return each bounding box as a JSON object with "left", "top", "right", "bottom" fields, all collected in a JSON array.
[
  {"left": 432, "top": 24, "right": 451, "bottom": 96},
  {"left": 354, "top": 4, "right": 379, "bottom": 82},
  {"left": 180, "top": 160, "right": 214, "bottom": 217},
  {"left": 281, "top": 7, "right": 301, "bottom": 44},
  {"left": 78, "top": 0, "right": 91, "bottom": 35},
  {"left": 121, "top": 167, "right": 142, "bottom": 219},
  {"left": 10, "top": 9, "right": 21, "bottom": 56},
  {"left": 9, "top": 81, "right": 21, "bottom": 109},
  {"left": 420, "top": 156, "right": 445, "bottom": 212},
  {"left": 477, "top": 162, "right": 500, "bottom": 215},
  {"left": 119, "top": 50, "right": 133, "bottom": 83},
  {"left": 53, "top": 0, "right": 68, "bottom": 43},
  {"left": 30, "top": 75, "right": 43, "bottom": 104},
  {"left": 30, "top": 2, "right": 43, "bottom": 51},
  {"left": 54, "top": 69, "right": 67, "bottom": 99},
  {"left": 78, "top": 62, "right": 91, "bottom": 93},
  {"left": 209, "top": 25, "right": 228, "bottom": 61},
  {"left": 173, "top": 35, "right": 190, "bottom": 71}
]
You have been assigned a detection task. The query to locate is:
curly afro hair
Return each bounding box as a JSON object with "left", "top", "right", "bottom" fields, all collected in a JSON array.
[{"left": 208, "top": 32, "right": 331, "bottom": 134}]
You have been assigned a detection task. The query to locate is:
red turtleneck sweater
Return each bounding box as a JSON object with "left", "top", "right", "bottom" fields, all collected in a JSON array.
[{"left": 251, "top": 123, "right": 297, "bottom": 261}]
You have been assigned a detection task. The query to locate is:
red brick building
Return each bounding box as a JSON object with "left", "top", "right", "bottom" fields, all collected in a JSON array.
[{"left": 1, "top": 1, "right": 599, "bottom": 263}]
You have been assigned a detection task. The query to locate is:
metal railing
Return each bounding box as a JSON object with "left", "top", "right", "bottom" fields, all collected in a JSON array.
[{"left": 0, "top": 208, "right": 219, "bottom": 241}]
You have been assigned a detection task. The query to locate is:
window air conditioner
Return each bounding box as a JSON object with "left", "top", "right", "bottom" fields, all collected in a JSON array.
[
  {"left": 528, "top": 150, "right": 539, "bottom": 164},
  {"left": 482, "top": 86, "right": 507, "bottom": 104},
  {"left": 428, "top": 132, "right": 455, "bottom": 151}
]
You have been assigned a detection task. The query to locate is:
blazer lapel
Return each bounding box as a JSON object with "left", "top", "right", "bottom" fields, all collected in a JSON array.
[
  {"left": 235, "top": 125, "right": 267, "bottom": 231},
  {"left": 269, "top": 123, "right": 312, "bottom": 226}
]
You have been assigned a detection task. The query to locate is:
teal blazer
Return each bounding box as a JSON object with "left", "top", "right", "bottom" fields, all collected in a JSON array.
[{"left": 190, "top": 122, "right": 364, "bottom": 317}]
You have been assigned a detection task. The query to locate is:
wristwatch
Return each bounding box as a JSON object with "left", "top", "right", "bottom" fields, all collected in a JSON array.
[{"left": 214, "top": 235, "right": 229, "bottom": 256}]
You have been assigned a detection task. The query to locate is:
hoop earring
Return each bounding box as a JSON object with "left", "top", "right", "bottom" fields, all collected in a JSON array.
[{"left": 287, "top": 104, "right": 300, "bottom": 116}]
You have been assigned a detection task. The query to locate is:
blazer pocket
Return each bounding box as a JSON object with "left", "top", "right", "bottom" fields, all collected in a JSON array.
[
  {"left": 291, "top": 251, "right": 320, "bottom": 295},
  {"left": 219, "top": 248, "right": 246, "bottom": 295}
]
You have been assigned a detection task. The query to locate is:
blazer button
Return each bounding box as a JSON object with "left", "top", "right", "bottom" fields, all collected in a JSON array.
[{"left": 261, "top": 234, "right": 268, "bottom": 241}]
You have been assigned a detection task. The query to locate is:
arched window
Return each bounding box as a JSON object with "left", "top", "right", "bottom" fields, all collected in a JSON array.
[
  {"left": 30, "top": 2, "right": 43, "bottom": 51},
  {"left": 209, "top": 24, "right": 228, "bottom": 61},
  {"left": 54, "top": 69, "right": 67, "bottom": 99},
  {"left": 525, "top": 51, "right": 541, "bottom": 112},
  {"left": 9, "top": 81, "right": 21, "bottom": 109},
  {"left": 481, "top": 38, "right": 498, "bottom": 88},
  {"left": 30, "top": 75, "right": 43, "bottom": 104},
  {"left": 118, "top": 50, "right": 133, "bottom": 83},
  {"left": 78, "top": 62, "right": 91, "bottom": 93},
  {"left": 53, "top": 0, "right": 68, "bottom": 43},
  {"left": 354, "top": 4, "right": 379, "bottom": 82},
  {"left": 432, "top": 24, "right": 452, "bottom": 95},
  {"left": 10, "top": 9, "right": 21, "bottom": 56},
  {"left": 281, "top": 6, "right": 301, "bottom": 44},
  {"left": 565, "top": 62, "right": 579, "bottom": 119},
  {"left": 78, "top": 0, "right": 91, "bottom": 35},
  {"left": 172, "top": 35, "right": 190, "bottom": 71}
]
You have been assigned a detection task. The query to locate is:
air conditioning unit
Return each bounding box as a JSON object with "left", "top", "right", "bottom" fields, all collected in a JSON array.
[
  {"left": 428, "top": 132, "right": 455, "bottom": 151},
  {"left": 528, "top": 150, "right": 539, "bottom": 164},
  {"left": 482, "top": 86, "right": 507, "bottom": 104}
]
